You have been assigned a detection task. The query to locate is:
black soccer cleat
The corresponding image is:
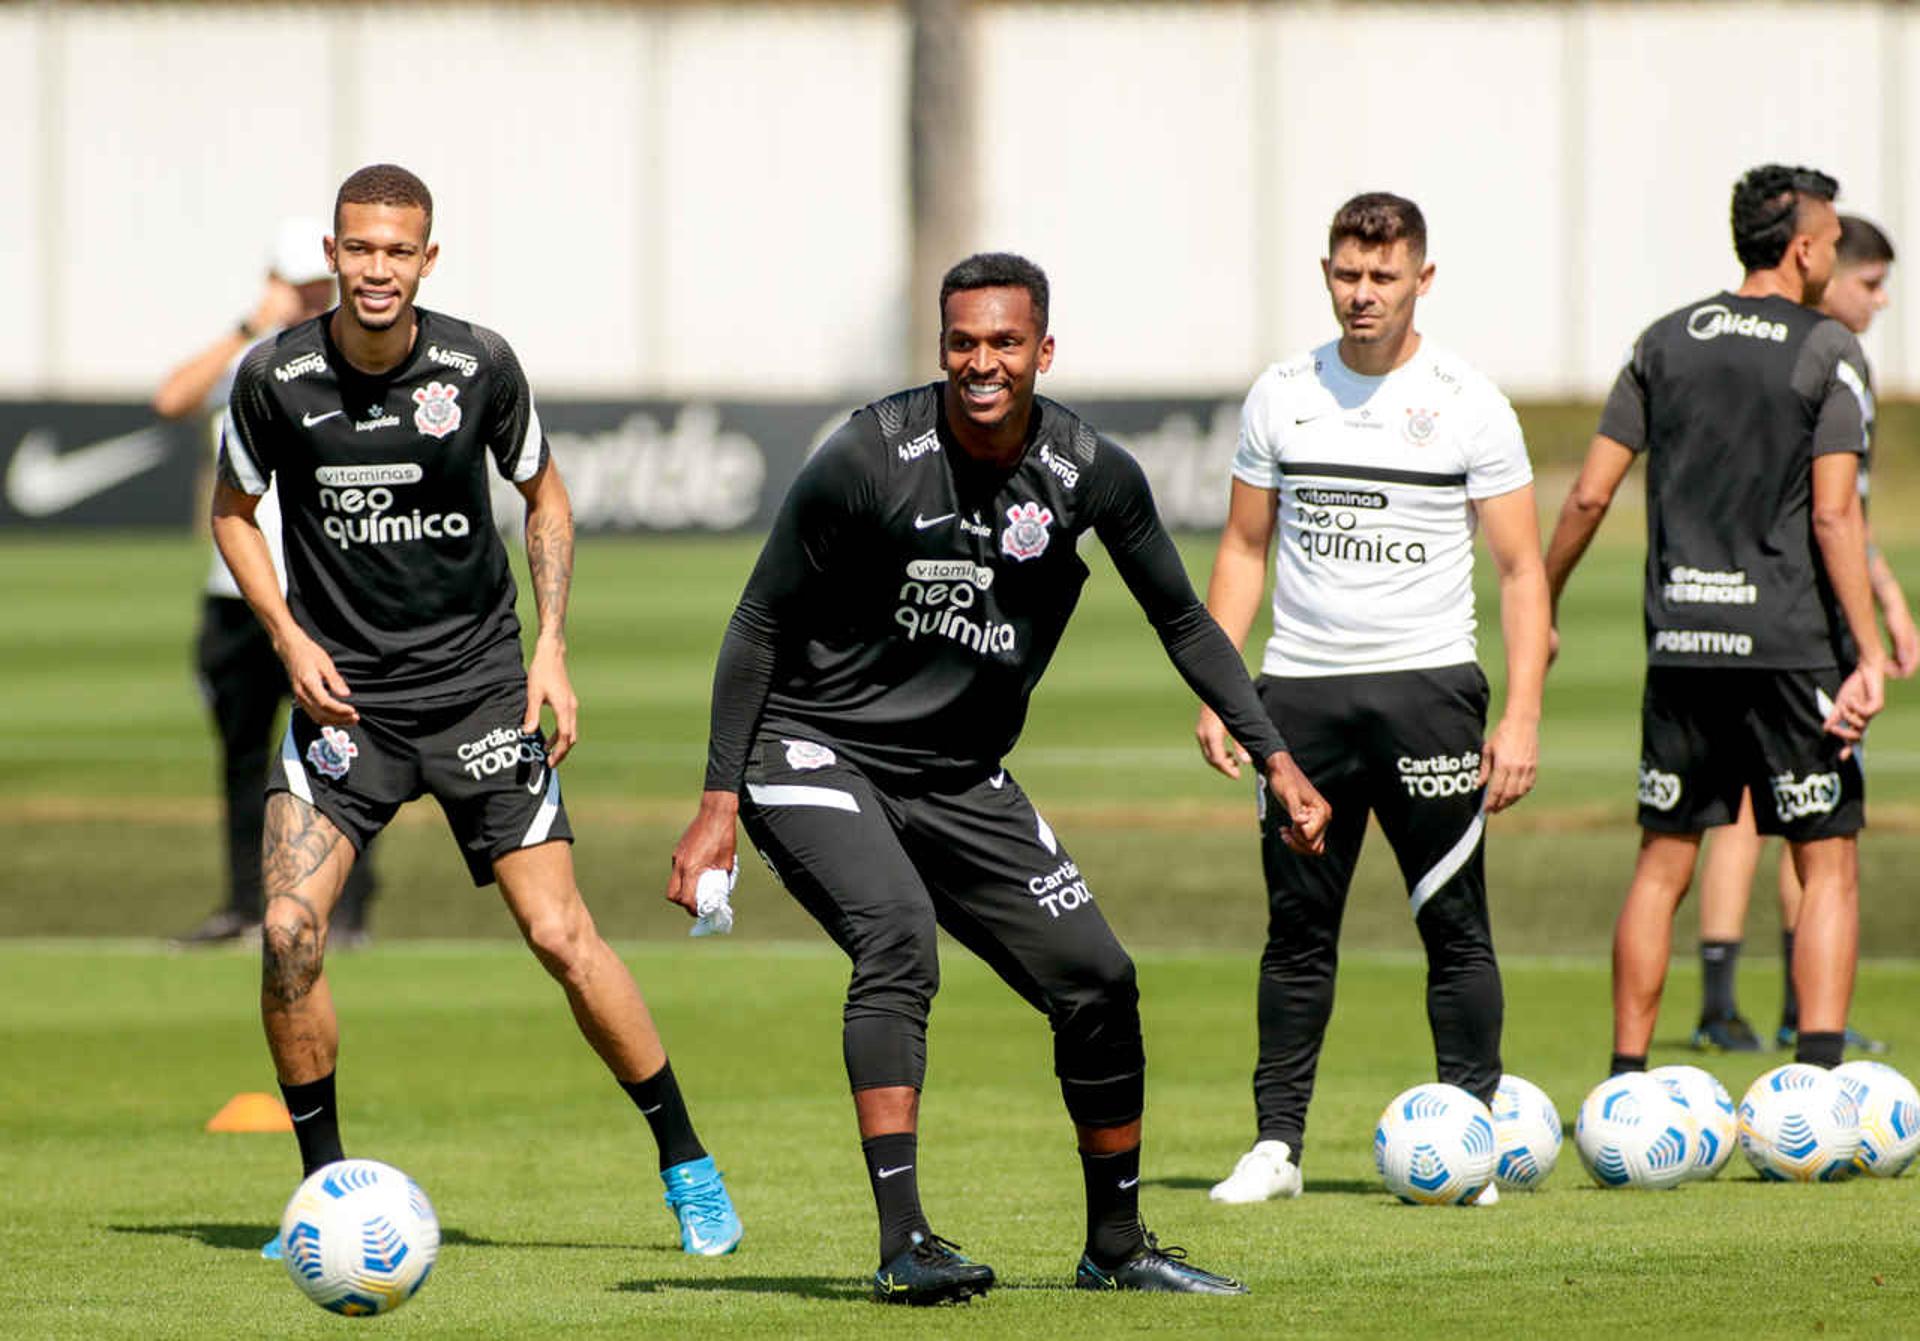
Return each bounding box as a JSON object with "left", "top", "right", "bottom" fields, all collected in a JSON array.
[
  {"left": 871, "top": 1231, "right": 995, "bottom": 1306},
  {"left": 1074, "top": 1231, "right": 1249, "bottom": 1295},
  {"left": 1690, "top": 1013, "right": 1762, "bottom": 1053}
]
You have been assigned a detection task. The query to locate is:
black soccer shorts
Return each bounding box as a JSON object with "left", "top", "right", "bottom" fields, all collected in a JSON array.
[
  {"left": 268, "top": 679, "right": 571, "bottom": 885},
  {"left": 1636, "top": 667, "right": 1864, "bottom": 840}
]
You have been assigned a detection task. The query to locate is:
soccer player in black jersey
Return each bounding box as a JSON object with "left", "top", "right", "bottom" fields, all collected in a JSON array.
[
  {"left": 1544, "top": 165, "right": 1887, "bottom": 1078},
  {"left": 214, "top": 165, "right": 740, "bottom": 1261},
  {"left": 669, "top": 252, "right": 1330, "bottom": 1303}
]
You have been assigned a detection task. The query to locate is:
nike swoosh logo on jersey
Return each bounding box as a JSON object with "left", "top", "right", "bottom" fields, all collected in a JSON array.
[
  {"left": 4, "top": 426, "right": 170, "bottom": 517},
  {"left": 302, "top": 410, "right": 344, "bottom": 427},
  {"left": 914, "top": 512, "right": 956, "bottom": 529},
  {"left": 988, "top": 771, "right": 1006, "bottom": 790},
  {"left": 877, "top": 1164, "right": 914, "bottom": 1179}
]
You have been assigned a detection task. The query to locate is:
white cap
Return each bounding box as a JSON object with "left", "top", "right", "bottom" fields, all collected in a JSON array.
[{"left": 269, "top": 216, "right": 331, "bottom": 285}]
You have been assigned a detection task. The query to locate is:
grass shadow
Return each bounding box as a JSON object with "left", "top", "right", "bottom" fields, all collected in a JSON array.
[
  {"left": 614, "top": 1275, "right": 1064, "bottom": 1300},
  {"left": 109, "top": 1223, "right": 634, "bottom": 1252}
]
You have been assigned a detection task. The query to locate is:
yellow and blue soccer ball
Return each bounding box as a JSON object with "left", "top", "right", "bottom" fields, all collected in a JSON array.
[
  {"left": 1738, "top": 1064, "right": 1861, "bottom": 1183},
  {"left": 1374, "top": 1082, "right": 1497, "bottom": 1204},
  {"left": 280, "top": 1159, "right": 440, "bottom": 1316},
  {"left": 1575, "top": 1073, "right": 1698, "bottom": 1189},
  {"left": 1490, "top": 1074, "right": 1562, "bottom": 1190},
  {"left": 1833, "top": 1060, "right": 1919, "bottom": 1178},
  {"left": 1649, "top": 1064, "right": 1736, "bottom": 1181}
]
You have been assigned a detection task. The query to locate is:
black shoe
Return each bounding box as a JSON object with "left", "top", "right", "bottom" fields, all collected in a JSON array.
[
  {"left": 871, "top": 1231, "right": 994, "bottom": 1306},
  {"left": 1074, "top": 1231, "right": 1249, "bottom": 1295},
  {"left": 170, "top": 909, "right": 261, "bottom": 948},
  {"left": 1690, "top": 1013, "right": 1761, "bottom": 1053}
]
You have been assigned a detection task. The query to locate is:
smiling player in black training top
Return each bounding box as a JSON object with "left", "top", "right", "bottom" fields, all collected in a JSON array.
[
  {"left": 214, "top": 163, "right": 741, "bottom": 1262},
  {"left": 668, "top": 252, "right": 1331, "bottom": 1304}
]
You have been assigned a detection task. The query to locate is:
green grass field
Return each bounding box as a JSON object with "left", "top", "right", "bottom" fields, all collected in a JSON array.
[{"left": 2, "top": 518, "right": 1918, "bottom": 1336}]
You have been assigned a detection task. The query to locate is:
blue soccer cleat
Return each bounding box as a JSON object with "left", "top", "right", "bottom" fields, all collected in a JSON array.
[
  {"left": 661, "top": 1155, "right": 742, "bottom": 1256},
  {"left": 260, "top": 1231, "right": 283, "bottom": 1261}
]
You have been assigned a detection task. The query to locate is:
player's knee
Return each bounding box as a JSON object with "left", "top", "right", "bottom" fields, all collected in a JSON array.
[
  {"left": 261, "top": 918, "right": 324, "bottom": 1004},
  {"left": 520, "top": 903, "right": 597, "bottom": 984}
]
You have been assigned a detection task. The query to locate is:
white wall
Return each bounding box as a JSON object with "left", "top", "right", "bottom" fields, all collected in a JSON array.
[{"left": 1, "top": 1, "right": 1911, "bottom": 399}]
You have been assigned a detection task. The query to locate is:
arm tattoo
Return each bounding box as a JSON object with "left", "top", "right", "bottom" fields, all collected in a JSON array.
[
  {"left": 261, "top": 794, "right": 343, "bottom": 1005},
  {"left": 526, "top": 502, "right": 574, "bottom": 639}
]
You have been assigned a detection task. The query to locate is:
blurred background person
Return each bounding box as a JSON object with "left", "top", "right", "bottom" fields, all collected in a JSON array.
[
  {"left": 156, "top": 217, "right": 378, "bottom": 948},
  {"left": 1690, "top": 215, "right": 1909, "bottom": 1055}
]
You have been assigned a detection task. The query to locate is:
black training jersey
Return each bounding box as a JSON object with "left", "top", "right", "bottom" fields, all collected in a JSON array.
[
  {"left": 220, "top": 309, "right": 548, "bottom": 706},
  {"left": 704, "top": 384, "right": 1287, "bottom": 790},
  {"left": 1598, "top": 292, "right": 1870, "bottom": 671}
]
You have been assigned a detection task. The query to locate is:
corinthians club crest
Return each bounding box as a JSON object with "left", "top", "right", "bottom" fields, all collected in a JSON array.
[
  {"left": 412, "top": 381, "right": 462, "bottom": 439},
  {"left": 306, "top": 725, "right": 358, "bottom": 780},
  {"left": 1403, "top": 406, "right": 1439, "bottom": 445},
  {"left": 1000, "top": 500, "right": 1054, "bottom": 562}
]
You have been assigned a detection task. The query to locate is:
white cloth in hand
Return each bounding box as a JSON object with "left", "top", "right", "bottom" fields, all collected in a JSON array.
[{"left": 690, "top": 858, "right": 739, "bottom": 937}]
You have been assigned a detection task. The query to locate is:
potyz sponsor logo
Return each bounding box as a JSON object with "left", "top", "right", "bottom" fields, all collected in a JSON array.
[
  {"left": 1000, "top": 501, "right": 1053, "bottom": 562},
  {"left": 1289, "top": 497, "right": 1426, "bottom": 566},
  {"left": 1397, "top": 751, "right": 1480, "bottom": 798},
  {"left": 306, "top": 725, "right": 358, "bottom": 780},
  {"left": 1772, "top": 771, "right": 1842, "bottom": 822},
  {"left": 312, "top": 462, "right": 471, "bottom": 550},
  {"left": 1686, "top": 303, "right": 1789, "bottom": 344},
  {"left": 412, "top": 382, "right": 462, "bottom": 439},
  {"left": 274, "top": 351, "right": 328, "bottom": 383},
  {"left": 1638, "top": 763, "right": 1682, "bottom": 812},
  {"left": 427, "top": 344, "right": 478, "bottom": 377},
  {"left": 456, "top": 725, "right": 546, "bottom": 780},
  {"left": 1028, "top": 858, "right": 1093, "bottom": 918},
  {"left": 894, "top": 560, "right": 1014, "bottom": 655}
]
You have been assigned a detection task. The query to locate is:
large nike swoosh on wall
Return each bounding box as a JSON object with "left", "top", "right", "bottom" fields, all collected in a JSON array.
[{"left": 4, "top": 426, "right": 172, "bottom": 517}]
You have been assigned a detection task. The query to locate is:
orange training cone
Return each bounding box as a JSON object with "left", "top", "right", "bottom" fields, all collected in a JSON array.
[{"left": 205, "top": 1091, "right": 293, "bottom": 1133}]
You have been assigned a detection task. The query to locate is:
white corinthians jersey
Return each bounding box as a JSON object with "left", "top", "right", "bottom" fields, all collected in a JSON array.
[{"left": 1233, "top": 340, "right": 1532, "bottom": 676}]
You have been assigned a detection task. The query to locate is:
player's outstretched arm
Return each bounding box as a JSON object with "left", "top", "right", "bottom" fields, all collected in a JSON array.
[
  {"left": 1542, "top": 435, "right": 1636, "bottom": 662},
  {"left": 1475, "top": 484, "right": 1548, "bottom": 812},
  {"left": 516, "top": 459, "right": 579, "bottom": 765},
  {"left": 1194, "top": 480, "right": 1279, "bottom": 779},
  {"left": 212, "top": 478, "right": 357, "bottom": 726}
]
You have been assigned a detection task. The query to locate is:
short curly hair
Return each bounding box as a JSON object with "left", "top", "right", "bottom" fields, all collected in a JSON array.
[
  {"left": 1730, "top": 164, "right": 1837, "bottom": 272},
  {"left": 940, "top": 252, "right": 1049, "bottom": 333},
  {"left": 334, "top": 164, "right": 434, "bottom": 239},
  {"left": 1328, "top": 193, "right": 1427, "bottom": 259}
]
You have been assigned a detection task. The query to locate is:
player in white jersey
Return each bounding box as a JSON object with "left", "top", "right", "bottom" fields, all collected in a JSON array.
[{"left": 1197, "top": 194, "right": 1550, "bottom": 1204}]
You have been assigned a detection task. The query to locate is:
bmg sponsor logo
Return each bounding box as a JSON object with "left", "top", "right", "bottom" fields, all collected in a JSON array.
[
  {"left": 427, "top": 344, "right": 478, "bottom": 377},
  {"left": 1028, "top": 858, "right": 1093, "bottom": 918},
  {"left": 1771, "top": 771, "right": 1842, "bottom": 822},
  {"left": 456, "top": 725, "right": 546, "bottom": 780},
  {"left": 1397, "top": 751, "right": 1480, "bottom": 798},
  {"left": 1638, "top": 763, "right": 1682, "bottom": 812},
  {"left": 274, "top": 351, "right": 328, "bottom": 383},
  {"left": 897, "top": 429, "right": 939, "bottom": 463}
]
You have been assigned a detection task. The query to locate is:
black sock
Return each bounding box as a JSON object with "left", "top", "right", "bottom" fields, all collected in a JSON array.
[
  {"left": 620, "top": 1061, "right": 706, "bottom": 1171},
  {"left": 1795, "top": 1030, "right": 1844, "bottom": 1068},
  {"left": 280, "top": 1073, "right": 345, "bottom": 1177},
  {"left": 862, "top": 1132, "right": 929, "bottom": 1265},
  {"left": 1699, "top": 939, "right": 1741, "bottom": 1020},
  {"left": 1779, "top": 930, "right": 1799, "bottom": 1031},
  {"left": 1609, "top": 1052, "right": 1646, "bottom": 1077},
  {"left": 1080, "top": 1145, "right": 1147, "bottom": 1269}
]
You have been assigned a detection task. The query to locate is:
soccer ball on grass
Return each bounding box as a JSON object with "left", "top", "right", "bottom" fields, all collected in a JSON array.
[
  {"left": 1737, "top": 1064, "right": 1861, "bottom": 1182},
  {"left": 1489, "top": 1074, "right": 1562, "bottom": 1190},
  {"left": 280, "top": 1158, "right": 440, "bottom": 1315},
  {"left": 1832, "top": 1061, "right": 1918, "bottom": 1178},
  {"left": 1649, "top": 1064, "right": 1736, "bottom": 1180},
  {"left": 1575, "top": 1073, "right": 1697, "bottom": 1189},
  {"left": 1373, "top": 1082, "right": 1497, "bottom": 1204}
]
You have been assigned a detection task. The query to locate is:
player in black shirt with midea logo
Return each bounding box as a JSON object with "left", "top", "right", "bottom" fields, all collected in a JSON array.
[
  {"left": 669, "top": 253, "right": 1331, "bottom": 1304},
  {"left": 1544, "top": 165, "right": 1887, "bottom": 1079},
  {"left": 214, "top": 165, "right": 741, "bottom": 1261}
]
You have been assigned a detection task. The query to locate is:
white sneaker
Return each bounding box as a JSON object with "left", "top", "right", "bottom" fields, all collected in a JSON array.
[
  {"left": 1470, "top": 1181, "right": 1500, "bottom": 1206},
  {"left": 1208, "top": 1139, "right": 1303, "bottom": 1203}
]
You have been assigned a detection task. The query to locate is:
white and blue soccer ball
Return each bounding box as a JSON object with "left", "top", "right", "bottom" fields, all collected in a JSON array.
[
  {"left": 1649, "top": 1064, "right": 1737, "bottom": 1180},
  {"left": 1832, "top": 1061, "right": 1920, "bottom": 1178},
  {"left": 1490, "top": 1074, "right": 1562, "bottom": 1190},
  {"left": 1374, "top": 1082, "right": 1498, "bottom": 1205},
  {"left": 1738, "top": 1064, "right": 1861, "bottom": 1183},
  {"left": 1575, "top": 1073, "right": 1697, "bottom": 1189},
  {"left": 280, "top": 1159, "right": 440, "bottom": 1316}
]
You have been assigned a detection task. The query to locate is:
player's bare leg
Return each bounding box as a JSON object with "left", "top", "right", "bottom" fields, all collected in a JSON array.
[
  {"left": 260, "top": 793, "right": 355, "bottom": 1084},
  {"left": 495, "top": 841, "right": 739, "bottom": 1254},
  {"left": 1692, "top": 790, "right": 1764, "bottom": 1050},
  {"left": 1784, "top": 837, "right": 1860, "bottom": 1065},
  {"left": 1611, "top": 831, "right": 1701, "bottom": 1062},
  {"left": 495, "top": 841, "right": 666, "bottom": 1080}
]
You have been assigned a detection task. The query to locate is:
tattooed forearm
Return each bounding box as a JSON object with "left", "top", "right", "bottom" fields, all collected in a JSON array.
[{"left": 526, "top": 503, "right": 574, "bottom": 639}]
